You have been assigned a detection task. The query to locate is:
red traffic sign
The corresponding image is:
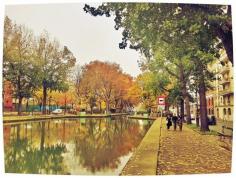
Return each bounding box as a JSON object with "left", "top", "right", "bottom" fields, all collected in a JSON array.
[{"left": 157, "top": 96, "right": 166, "bottom": 105}]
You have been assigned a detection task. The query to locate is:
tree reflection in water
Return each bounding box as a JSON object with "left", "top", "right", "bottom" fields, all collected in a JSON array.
[
  {"left": 75, "top": 117, "right": 151, "bottom": 173},
  {"left": 4, "top": 123, "right": 68, "bottom": 174},
  {"left": 4, "top": 117, "right": 152, "bottom": 175}
]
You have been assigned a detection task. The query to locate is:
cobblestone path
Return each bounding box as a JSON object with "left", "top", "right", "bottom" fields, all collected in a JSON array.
[{"left": 157, "top": 120, "right": 232, "bottom": 175}]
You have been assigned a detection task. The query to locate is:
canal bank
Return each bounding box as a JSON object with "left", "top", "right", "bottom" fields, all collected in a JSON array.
[
  {"left": 128, "top": 115, "right": 157, "bottom": 120},
  {"left": 3, "top": 113, "right": 129, "bottom": 124},
  {"left": 121, "top": 118, "right": 232, "bottom": 175},
  {"left": 121, "top": 117, "right": 162, "bottom": 175}
]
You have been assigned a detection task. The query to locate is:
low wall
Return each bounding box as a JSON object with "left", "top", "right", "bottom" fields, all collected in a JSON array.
[
  {"left": 121, "top": 118, "right": 162, "bottom": 175},
  {"left": 3, "top": 113, "right": 130, "bottom": 124}
]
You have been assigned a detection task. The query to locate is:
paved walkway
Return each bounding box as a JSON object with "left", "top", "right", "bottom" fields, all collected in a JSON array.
[{"left": 157, "top": 120, "right": 232, "bottom": 175}]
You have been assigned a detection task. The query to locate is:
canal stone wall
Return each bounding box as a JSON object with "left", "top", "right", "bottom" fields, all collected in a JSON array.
[
  {"left": 3, "top": 113, "right": 130, "bottom": 124},
  {"left": 121, "top": 118, "right": 162, "bottom": 175}
]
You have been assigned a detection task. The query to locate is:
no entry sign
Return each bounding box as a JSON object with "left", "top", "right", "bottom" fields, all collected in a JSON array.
[{"left": 157, "top": 96, "right": 166, "bottom": 105}]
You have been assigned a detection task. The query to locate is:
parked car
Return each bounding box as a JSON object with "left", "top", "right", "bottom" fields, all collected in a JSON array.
[{"left": 52, "top": 109, "right": 63, "bottom": 114}]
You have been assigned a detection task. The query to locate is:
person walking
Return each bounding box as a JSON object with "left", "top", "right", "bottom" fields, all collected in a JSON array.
[
  {"left": 177, "top": 115, "right": 183, "bottom": 131},
  {"left": 172, "top": 115, "right": 178, "bottom": 131},
  {"left": 166, "top": 114, "right": 172, "bottom": 130}
]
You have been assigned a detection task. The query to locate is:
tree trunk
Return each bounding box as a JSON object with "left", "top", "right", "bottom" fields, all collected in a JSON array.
[
  {"left": 48, "top": 98, "right": 51, "bottom": 114},
  {"left": 196, "top": 90, "right": 200, "bottom": 127},
  {"left": 106, "top": 100, "right": 110, "bottom": 114},
  {"left": 18, "top": 97, "right": 23, "bottom": 116},
  {"left": 17, "top": 74, "right": 23, "bottom": 116},
  {"left": 42, "top": 86, "right": 47, "bottom": 115},
  {"left": 185, "top": 95, "right": 191, "bottom": 124},
  {"left": 196, "top": 116, "right": 200, "bottom": 127},
  {"left": 99, "top": 101, "right": 102, "bottom": 113},
  {"left": 90, "top": 104, "right": 93, "bottom": 114},
  {"left": 216, "top": 25, "right": 233, "bottom": 65},
  {"left": 64, "top": 94, "right": 67, "bottom": 115},
  {"left": 26, "top": 99, "right": 29, "bottom": 113},
  {"left": 198, "top": 79, "right": 209, "bottom": 131},
  {"left": 179, "top": 98, "right": 184, "bottom": 131},
  {"left": 179, "top": 65, "right": 191, "bottom": 124}
]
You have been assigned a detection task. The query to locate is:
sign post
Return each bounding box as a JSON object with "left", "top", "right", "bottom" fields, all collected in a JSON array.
[
  {"left": 157, "top": 96, "right": 166, "bottom": 109},
  {"left": 157, "top": 96, "right": 166, "bottom": 118},
  {"left": 157, "top": 96, "right": 166, "bottom": 132}
]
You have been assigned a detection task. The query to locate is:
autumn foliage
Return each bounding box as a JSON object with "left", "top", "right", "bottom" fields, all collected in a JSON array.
[{"left": 76, "top": 61, "right": 140, "bottom": 113}]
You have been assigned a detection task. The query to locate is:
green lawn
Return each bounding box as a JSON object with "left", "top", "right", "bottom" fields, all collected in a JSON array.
[{"left": 185, "top": 123, "right": 219, "bottom": 136}]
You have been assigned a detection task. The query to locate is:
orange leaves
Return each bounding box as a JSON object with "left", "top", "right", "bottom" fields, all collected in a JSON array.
[{"left": 77, "top": 60, "right": 141, "bottom": 110}]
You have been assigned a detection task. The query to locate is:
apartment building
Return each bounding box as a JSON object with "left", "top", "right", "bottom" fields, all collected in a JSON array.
[{"left": 206, "top": 52, "right": 234, "bottom": 121}]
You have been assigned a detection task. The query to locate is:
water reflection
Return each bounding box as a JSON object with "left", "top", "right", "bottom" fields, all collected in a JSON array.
[
  {"left": 4, "top": 123, "right": 67, "bottom": 174},
  {"left": 4, "top": 117, "right": 152, "bottom": 175}
]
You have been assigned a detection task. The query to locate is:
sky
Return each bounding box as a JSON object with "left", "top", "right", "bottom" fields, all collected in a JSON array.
[{"left": 5, "top": 3, "right": 142, "bottom": 77}]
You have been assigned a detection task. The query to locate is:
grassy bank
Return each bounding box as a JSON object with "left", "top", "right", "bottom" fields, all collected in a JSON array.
[{"left": 185, "top": 123, "right": 218, "bottom": 136}]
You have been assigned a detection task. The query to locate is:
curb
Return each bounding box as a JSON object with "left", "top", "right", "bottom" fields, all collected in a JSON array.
[
  {"left": 121, "top": 118, "right": 162, "bottom": 175},
  {"left": 3, "top": 113, "right": 130, "bottom": 124}
]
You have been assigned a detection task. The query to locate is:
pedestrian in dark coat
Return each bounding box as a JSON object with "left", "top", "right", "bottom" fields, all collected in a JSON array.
[
  {"left": 172, "top": 115, "right": 178, "bottom": 131},
  {"left": 177, "top": 115, "right": 183, "bottom": 131},
  {"left": 166, "top": 115, "right": 172, "bottom": 130}
]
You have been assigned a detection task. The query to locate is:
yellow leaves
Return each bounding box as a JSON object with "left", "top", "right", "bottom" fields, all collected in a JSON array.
[{"left": 34, "top": 83, "right": 78, "bottom": 106}]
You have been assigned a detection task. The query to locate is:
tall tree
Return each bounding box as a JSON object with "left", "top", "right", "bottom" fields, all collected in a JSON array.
[
  {"left": 83, "top": 3, "right": 224, "bottom": 130},
  {"left": 35, "top": 32, "right": 76, "bottom": 114},
  {"left": 77, "top": 61, "right": 137, "bottom": 113},
  {"left": 84, "top": 3, "right": 232, "bottom": 65},
  {"left": 3, "top": 16, "right": 41, "bottom": 115}
]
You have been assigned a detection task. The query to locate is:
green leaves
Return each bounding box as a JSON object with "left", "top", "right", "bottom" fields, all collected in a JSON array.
[
  {"left": 3, "top": 16, "right": 76, "bottom": 115},
  {"left": 3, "top": 18, "right": 41, "bottom": 101},
  {"left": 83, "top": 3, "right": 230, "bottom": 116}
]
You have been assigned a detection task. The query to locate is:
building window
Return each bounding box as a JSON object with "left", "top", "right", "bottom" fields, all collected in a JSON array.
[
  {"left": 223, "top": 108, "right": 226, "bottom": 115},
  {"left": 227, "top": 96, "right": 230, "bottom": 105},
  {"left": 228, "top": 108, "right": 231, "bottom": 115}
]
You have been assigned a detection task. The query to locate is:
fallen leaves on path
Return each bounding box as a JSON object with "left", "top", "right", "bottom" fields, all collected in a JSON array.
[{"left": 157, "top": 123, "right": 232, "bottom": 175}]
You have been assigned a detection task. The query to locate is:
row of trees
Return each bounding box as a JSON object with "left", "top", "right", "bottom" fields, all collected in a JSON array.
[
  {"left": 76, "top": 61, "right": 140, "bottom": 113},
  {"left": 3, "top": 16, "right": 76, "bottom": 115},
  {"left": 84, "top": 3, "right": 232, "bottom": 131}
]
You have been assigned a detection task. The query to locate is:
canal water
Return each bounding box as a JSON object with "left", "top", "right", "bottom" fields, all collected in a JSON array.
[{"left": 3, "top": 116, "right": 153, "bottom": 175}]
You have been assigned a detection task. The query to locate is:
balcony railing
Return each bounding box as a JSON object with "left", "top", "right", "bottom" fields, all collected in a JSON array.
[{"left": 218, "top": 88, "right": 234, "bottom": 96}]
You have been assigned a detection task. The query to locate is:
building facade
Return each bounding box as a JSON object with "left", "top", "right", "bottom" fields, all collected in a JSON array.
[{"left": 206, "top": 51, "right": 234, "bottom": 121}]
